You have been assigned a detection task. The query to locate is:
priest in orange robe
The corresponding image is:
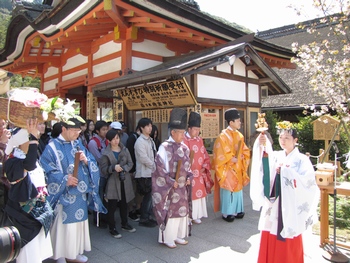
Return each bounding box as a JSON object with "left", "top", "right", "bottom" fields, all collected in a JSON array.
[{"left": 212, "top": 108, "right": 250, "bottom": 222}]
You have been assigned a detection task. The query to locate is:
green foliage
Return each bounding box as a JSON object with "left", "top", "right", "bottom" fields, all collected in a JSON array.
[
  {"left": 263, "top": 110, "right": 281, "bottom": 150},
  {"left": 329, "top": 195, "right": 350, "bottom": 228},
  {"left": 294, "top": 115, "right": 324, "bottom": 158},
  {"left": 10, "top": 74, "right": 41, "bottom": 89},
  {"left": 0, "top": 0, "right": 12, "bottom": 11},
  {"left": 0, "top": 9, "right": 10, "bottom": 49}
]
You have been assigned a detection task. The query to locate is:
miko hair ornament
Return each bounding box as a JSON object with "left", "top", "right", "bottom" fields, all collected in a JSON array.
[{"left": 276, "top": 121, "right": 298, "bottom": 139}]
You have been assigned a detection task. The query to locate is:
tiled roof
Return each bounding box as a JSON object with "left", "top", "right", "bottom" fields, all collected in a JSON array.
[
  {"left": 258, "top": 15, "right": 347, "bottom": 110},
  {"left": 262, "top": 67, "right": 326, "bottom": 109}
]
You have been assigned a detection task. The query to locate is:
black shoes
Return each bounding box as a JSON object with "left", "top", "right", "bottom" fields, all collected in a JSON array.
[
  {"left": 235, "top": 212, "right": 245, "bottom": 219},
  {"left": 139, "top": 220, "right": 157, "bottom": 228},
  {"left": 222, "top": 212, "right": 245, "bottom": 222},
  {"left": 222, "top": 215, "right": 235, "bottom": 223},
  {"left": 109, "top": 229, "right": 122, "bottom": 239},
  {"left": 122, "top": 223, "right": 136, "bottom": 233},
  {"left": 128, "top": 211, "right": 140, "bottom": 222}
]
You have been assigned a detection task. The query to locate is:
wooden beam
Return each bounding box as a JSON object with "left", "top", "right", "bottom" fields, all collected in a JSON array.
[
  {"left": 163, "top": 32, "right": 193, "bottom": 38},
  {"left": 143, "top": 27, "right": 179, "bottom": 33},
  {"left": 104, "top": 0, "right": 127, "bottom": 30},
  {"left": 188, "top": 39, "right": 216, "bottom": 47},
  {"left": 246, "top": 65, "right": 260, "bottom": 71},
  {"left": 84, "top": 17, "right": 113, "bottom": 24},
  {"left": 93, "top": 10, "right": 109, "bottom": 19},
  {"left": 134, "top": 22, "right": 165, "bottom": 28},
  {"left": 127, "top": 16, "right": 150, "bottom": 23},
  {"left": 121, "top": 9, "right": 134, "bottom": 17},
  {"left": 259, "top": 78, "right": 273, "bottom": 84},
  {"left": 58, "top": 75, "right": 87, "bottom": 89},
  {"left": 21, "top": 56, "right": 61, "bottom": 64},
  {"left": 87, "top": 71, "right": 119, "bottom": 86},
  {"left": 74, "top": 24, "right": 115, "bottom": 33},
  {"left": 37, "top": 41, "right": 45, "bottom": 56},
  {"left": 6, "top": 63, "right": 40, "bottom": 73}
]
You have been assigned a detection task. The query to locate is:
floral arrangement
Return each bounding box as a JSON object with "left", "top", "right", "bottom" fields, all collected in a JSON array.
[
  {"left": 7, "top": 87, "right": 84, "bottom": 125},
  {"left": 40, "top": 97, "right": 85, "bottom": 125},
  {"left": 276, "top": 121, "right": 293, "bottom": 134}
]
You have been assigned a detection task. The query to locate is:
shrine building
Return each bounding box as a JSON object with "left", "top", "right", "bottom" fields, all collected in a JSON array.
[{"left": 0, "top": 0, "right": 296, "bottom": 150}]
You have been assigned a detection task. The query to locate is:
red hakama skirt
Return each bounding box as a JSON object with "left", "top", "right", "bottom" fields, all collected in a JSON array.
[{"left": 258, "top": 231, "right": 304, "bottom": 263}]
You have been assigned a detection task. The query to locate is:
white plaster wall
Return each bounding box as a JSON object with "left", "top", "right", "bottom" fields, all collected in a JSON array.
[
  {"left": 132, "top": 39, "right": 175, "bottom": 56},
  {"left": 216, "top": 62, "right": 231, "bottom": 73},
  {"left": 132, "top": 57, "right": 162, "bottom": 71},
  {"left": 234, "top": 59, "right": 246, "bottom": 76},
  {"left": 43, "top": 79, "right": 58, "bottom": 91},
  {"left": 63, "top": 54, "right": 88, "bottom": 71},
  {"left": 248, "top": 70, "right": 258, "bottom": 79},
  {"left": 62, "top": 69, "right": 88, "bottom": 81},
  {"left": 93, "top": 58, "right": 121, "bottom": 77},
  {"left": 197, "top": 74, "right": 246, "bottom": 102},
  {"left": 248, "top": 83, "right": 259, "bottom": 103},
  {"left": 44, "top": 67, "right": 59, "bottom": 78},
  {"left": 94, "top": 41, "right": 122, "bottom": 60}
]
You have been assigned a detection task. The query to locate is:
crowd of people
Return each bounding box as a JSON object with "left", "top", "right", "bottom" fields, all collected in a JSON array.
[{"left": 0, "top": 107, "right": 319, "bottom": 263}]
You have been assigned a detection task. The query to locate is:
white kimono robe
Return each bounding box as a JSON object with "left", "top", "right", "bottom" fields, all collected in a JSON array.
[{"left": 250, "top": 134, "right": 319, "bottom": 239}]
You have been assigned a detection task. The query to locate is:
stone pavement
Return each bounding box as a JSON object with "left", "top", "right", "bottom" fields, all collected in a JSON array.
[{"left": 42, "top": 185, "right": 350, "bottom": 263}]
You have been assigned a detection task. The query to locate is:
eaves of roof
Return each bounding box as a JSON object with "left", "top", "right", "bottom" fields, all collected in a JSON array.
[
  {"left": 262, "top": 105, "right": 325, "bottom": 112},
  {"left": 0, "top": 0, "right": 96, "bottom": 64},
  {"left": 256, "top": 13, "right": 345, "bottom": 40},
  {"left": 125, "top": 0, "right": 295, "bottom": 59},
  {"left": 0, "top": 0, "right": 295, "bottom": 70},
  {"left": 93, "top": 34, "right": 291, "bottom": 98}
]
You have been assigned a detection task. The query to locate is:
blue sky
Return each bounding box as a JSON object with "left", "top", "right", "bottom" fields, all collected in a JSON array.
[{"left": 195, "top": 0, "right": 326, "bottom": 32}]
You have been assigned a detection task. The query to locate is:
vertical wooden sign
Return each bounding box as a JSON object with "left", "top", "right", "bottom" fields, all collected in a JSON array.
[
  {"left": 86, "top": 91, "right": 97, "bottom": 122},
  {"left": 113, "top": 90, "right": 124, "bottom": 121}
]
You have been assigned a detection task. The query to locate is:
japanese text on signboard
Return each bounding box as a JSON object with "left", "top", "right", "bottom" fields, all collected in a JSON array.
[{"left": 117, "top": 78, "right": 197, "bottom": 110}]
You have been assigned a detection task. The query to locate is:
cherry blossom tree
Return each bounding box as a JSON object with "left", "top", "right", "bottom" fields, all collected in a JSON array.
[{"left": 291, "top": 0, "right": 350, "bottom": 121}]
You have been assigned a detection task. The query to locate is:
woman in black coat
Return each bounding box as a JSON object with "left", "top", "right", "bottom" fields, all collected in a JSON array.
[{"left": 99, "top": 129, "right": 136, "bottom": 239}]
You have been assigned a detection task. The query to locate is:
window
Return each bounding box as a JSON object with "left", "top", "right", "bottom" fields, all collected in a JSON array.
[{"left": 261, "top": 86, "right": 268, "bottom": 99}]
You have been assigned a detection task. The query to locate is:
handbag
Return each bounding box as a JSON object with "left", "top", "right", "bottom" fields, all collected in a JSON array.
[{"left": 136, "top": 177, "right": 152, "bottom": 195}]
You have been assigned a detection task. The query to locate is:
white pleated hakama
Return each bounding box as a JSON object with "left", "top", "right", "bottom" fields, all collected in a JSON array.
[
  {"left": 16, "top": 227, "right": 52, "bottom": 263},
  {"left": 158, "top": 216, "right": 189, "bottom": 244},
  {"left": 50, "top": 204, "right": 91, "bottom": 260},
  {"left": 191, "top": 197, "right": 208, "bottom": 220}
]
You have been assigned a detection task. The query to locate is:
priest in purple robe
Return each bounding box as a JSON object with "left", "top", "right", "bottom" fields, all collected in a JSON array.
[{"left": 152, "top": 108, "right": 193, "bottom": 249}]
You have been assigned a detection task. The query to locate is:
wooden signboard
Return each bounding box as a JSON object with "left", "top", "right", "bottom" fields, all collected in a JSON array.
[
  {"left": 201, "top": 112, "right": 220, "bottom": 139},
  {"left": 143, "top": 109, "right": 172, "bottom": 123},
  {"left": 312, "top": 115, "right": 340, "bottom": 141},
  {"left": 86, "top": 91, "right": 97, "bottom": 121},
  {"left": 113, "top": 90, "right": 124, "bottom": 121},
  {"left": 117, "top": 78, "right": 197, "bottom": 110}
]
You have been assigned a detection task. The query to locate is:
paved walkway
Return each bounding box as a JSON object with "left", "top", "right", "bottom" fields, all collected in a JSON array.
[{"left": 41, "top": 185, "right": 349, "bottom": 263}]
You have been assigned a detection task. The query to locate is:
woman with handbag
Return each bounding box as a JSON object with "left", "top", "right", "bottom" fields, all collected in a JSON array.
[
  {"left": 3, "top": 119, "right": 53, "bottom": 263},
  {"left": 100, "top": 129, "right": 136, "bottom": 238}
]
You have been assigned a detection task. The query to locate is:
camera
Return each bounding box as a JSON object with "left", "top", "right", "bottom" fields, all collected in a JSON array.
[
  {"left": 119, "top": 171, "right": 125, "bottom": 181},
  {"left": 0, "top": 226, "right": 21, "bottom": 263}
]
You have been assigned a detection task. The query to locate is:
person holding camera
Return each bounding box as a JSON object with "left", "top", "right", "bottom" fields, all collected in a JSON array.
[{"left": 100, "top": 129, "right": 136, "bottom": 238}]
